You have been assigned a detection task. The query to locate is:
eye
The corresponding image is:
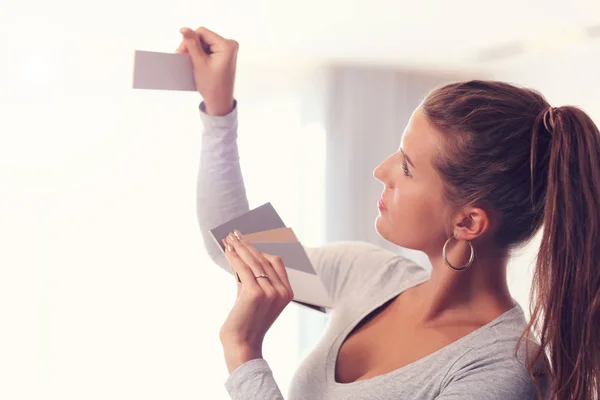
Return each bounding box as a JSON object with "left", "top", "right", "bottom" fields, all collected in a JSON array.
[{"left": 401, "top": 158, "right": 412, "bottom": 178}]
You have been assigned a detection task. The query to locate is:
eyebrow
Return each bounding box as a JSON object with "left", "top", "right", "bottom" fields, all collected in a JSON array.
[{"left": 400, "top": 148, "right": 415, "bottom": 168}]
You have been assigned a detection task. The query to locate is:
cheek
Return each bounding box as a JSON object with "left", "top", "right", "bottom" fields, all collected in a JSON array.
[
  {"left": 378, "top": 183, "right": 445, "bottom": 248},
  {"left": 391, "top": 188, "right": 432, "bottom": 225}
]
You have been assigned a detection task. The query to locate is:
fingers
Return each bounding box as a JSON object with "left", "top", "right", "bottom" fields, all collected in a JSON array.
[
  {"left": 226, "top": 233, "right": 275, "bottom": 299},
  {"left": 227, "top": 232, "right": 267, "bottom": 278},
  {"left": 175, "top": 41, "right": 189, "bottom": 54},
  {"left": 194, "top": 26, "right": 226, "bottom": 46},
  {"left": 231, "top": 230, "right": 291, "bottom": 302},
  {"left": 179, "top": 26, "right": 238, "bottom": 55},
  {"left": 179, "top": 27, "right": 208, "bottom": 64},
  {"left": 226, "top": 231, "right": 293, "bottom": 306},
  {"left": 222, "top": 239, "right": 242, "bottom": 284},
  {"left": 263, "top": 253, "right": 294, "bottom": 303},
  {"left": 224, "top": 240, "right": 261, "bottom": 296}
]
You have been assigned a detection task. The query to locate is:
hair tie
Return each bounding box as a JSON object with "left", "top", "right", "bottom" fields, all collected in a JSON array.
[{"left": 542, "top": 107, "right": 557, "bottom": 134}]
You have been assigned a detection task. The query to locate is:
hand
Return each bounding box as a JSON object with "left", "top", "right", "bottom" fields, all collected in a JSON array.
[
  {"left": 219, "top": 230, "right": 295, "bottom": 373},
  {"left": 176, "top": 26, "right": 238, "bottom": 116}
]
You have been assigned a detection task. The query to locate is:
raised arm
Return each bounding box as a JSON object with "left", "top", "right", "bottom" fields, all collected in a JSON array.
[
  {"left": 196, "top": 99, "right": 249, "bottom": 272},
  {"left": 180, "top": 26, "right": 287, "bottom": 400},
  {"left": 183, "top": 23, "right": 420, "bottom": 400}
]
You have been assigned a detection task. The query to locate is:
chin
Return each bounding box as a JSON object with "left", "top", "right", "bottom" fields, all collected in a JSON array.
[
  {"left": 374, "top": 215, "right": 392, "bottom": 241},
  {"left": 375, "top": 215, "right": 419, "bottom": 251}
]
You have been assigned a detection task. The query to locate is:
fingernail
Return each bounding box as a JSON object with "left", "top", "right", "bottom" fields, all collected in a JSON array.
[
  {"left": 181, "top": 28, "right": 193, "bottom": 38},
  {"left": 233, "top": 230, "right": 242, "bottom": 240},
  {"left": 227, "top": 244, "right": 232, "bottom": 252},
  {"left": 229, "top": 232, "right": 238, "bottom": 242}
]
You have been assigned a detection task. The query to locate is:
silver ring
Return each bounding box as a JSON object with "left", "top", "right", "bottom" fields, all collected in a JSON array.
[{"left": 254, "top": 274, "right": 269, "bottom": 279}]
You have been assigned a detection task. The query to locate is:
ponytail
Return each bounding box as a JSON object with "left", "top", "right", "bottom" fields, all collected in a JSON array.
[
  {"left": 421, "top": 80, "right": 600, "bottom": 399},
  {"left": 524, "top": 106, "right": 600, "bottom": 399}
]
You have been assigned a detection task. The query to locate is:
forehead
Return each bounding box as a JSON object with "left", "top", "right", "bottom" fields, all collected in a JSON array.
[{"left": 400, "top": 107, "right": 443, "bottom": 165}]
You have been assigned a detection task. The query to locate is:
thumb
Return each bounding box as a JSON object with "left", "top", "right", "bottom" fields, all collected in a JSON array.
[{"left": 179, "top": 27, "right": 207, "bottom": 64}]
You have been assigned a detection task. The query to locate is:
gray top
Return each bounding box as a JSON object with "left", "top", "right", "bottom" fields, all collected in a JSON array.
[{"left": 195, "top": 101, "right": 549, "bottom": 400}]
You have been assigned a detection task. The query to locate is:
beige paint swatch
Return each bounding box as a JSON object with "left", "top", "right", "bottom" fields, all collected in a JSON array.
[{"left": 244, "top": 227, "right": 299, "bottom": 243}]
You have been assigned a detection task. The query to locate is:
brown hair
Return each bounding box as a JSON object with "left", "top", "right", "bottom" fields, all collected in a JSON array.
[{"left": 422, "top": 80, "right": 600, "bottom": 400}]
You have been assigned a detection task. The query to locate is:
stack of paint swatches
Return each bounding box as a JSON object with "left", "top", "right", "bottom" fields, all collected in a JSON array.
[{"left": 209, "top": 203, "right": 332, "bottom": 313}]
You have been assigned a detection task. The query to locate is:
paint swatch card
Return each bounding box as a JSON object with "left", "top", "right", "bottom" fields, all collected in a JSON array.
[
  {"left": 132, "top": 50, "right": 196, "bottom": 91},
  {"left": 209, "top": 203, "right": 332, "bottom": 313}
]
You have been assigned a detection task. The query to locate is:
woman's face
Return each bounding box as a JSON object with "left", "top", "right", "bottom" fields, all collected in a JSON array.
[{"left": 373, "top": 106, "right": 449, "bottom": 253}]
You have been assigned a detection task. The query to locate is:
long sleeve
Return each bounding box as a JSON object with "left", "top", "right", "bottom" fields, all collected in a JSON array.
[
  {"left": 196, "top": 99, "right": 250, "bottom": 273},
  {"left": 196, "top": 100, "right": 286, "bottom": 399},
  {"left": 224, "top": 359, "right": 285, "bottom": 400}
]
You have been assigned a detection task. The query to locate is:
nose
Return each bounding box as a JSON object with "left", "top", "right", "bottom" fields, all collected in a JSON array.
[
  {"left": 373, "top": 155, "right": 391, "bottom": 183},
  {"left": 373, "top": 161, "right": 385, "bottom": 182}
]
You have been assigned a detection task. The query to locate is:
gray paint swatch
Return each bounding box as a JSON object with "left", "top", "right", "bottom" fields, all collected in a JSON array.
[
  {"left": 251, "top": 242, "right": 316, "bottom": 275},
  {"left": 132, "top": 50, "right": 196, "bottom": 91}
]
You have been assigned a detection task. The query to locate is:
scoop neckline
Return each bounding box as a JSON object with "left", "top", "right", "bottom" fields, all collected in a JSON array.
[{"left": 326, "top": 273, "right": 522, "bottom": 388}]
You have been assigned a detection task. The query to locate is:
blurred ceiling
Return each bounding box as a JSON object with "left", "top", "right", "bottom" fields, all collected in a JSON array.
[
  {"left": 2, "top": 0, "right": 600, "bottom": 71},
  {"left": 147, "top": 0, "right": 600, "bottom": 69}
]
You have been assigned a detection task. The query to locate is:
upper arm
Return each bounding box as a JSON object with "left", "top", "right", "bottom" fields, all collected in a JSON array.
[
  {"left": 435, "top": 370, "right": 548, "bottom": 400},
  {"left": 304, "top": 241, "right": 405, "bottom": 307},
  {"left": 436, "top": 340, "right": 550, "bottom": 400}
]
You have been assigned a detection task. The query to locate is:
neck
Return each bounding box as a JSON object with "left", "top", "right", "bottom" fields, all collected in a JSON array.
[{"left": 405, "top": 240, "right": 515, "bottom": 327}]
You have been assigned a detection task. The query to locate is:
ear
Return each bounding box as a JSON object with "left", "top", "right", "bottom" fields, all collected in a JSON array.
[{"left": 451, "top": 206, "right": 490, "bottom": 241}]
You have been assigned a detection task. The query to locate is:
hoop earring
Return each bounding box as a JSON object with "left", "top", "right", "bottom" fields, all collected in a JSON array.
[{"left": 443, "top": 235, "right": 475, "bottom": 271}]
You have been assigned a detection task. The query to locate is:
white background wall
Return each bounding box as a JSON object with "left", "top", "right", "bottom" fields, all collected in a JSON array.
[{"left": 0, "top": 59, "right": 326, "bottom": 398}]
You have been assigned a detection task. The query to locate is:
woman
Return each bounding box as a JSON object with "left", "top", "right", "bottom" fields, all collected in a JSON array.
[{"left": 178, "top": 26, "right": 600, "bottom": 400}]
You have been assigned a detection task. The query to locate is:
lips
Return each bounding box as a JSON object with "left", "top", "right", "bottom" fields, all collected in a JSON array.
[{"left": 378, "top": 198, "right": 387, "bottom": 210}]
